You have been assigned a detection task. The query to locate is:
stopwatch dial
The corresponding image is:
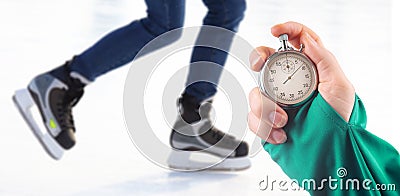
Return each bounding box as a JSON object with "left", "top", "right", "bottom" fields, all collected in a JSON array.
[
  {"left": 280, "top": 60, "right": 295, "bottom": 74},
  {"left": 264, "top": 52, "right": 317, "bottom": 105}
]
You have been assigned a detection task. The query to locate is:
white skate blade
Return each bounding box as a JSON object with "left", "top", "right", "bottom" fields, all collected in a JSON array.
[
  {"left": 13, "top": 89, "right": 64, "bottom": 160},
  {"left": 167, "top": 150, "right": 251, "bottom": 171}
]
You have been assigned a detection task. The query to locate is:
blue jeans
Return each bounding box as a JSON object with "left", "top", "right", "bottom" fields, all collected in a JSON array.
[{"left": 69, "top": 0, "right": 246, "bottom": 102}]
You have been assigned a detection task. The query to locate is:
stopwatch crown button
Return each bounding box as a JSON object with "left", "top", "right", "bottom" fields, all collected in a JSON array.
[{"left": 279, "top": 34, "right": 289, "bottom": 42}]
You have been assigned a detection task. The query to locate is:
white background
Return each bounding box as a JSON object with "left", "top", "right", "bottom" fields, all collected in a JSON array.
[{"left": 0, "top": 0, "right": 398, "bottom": 195}]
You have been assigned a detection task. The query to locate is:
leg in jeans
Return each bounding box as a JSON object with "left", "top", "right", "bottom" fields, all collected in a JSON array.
[
  {"left": 183, "top": 0, "right": 246, "bottom": 102},
  {"left": 169, "top": 0, "right": 249, "bottom": 171},
  {"left": 68, "top": 0, "right": 185, "bottom": 81},
  {"left": 15, "top": 0, "right": 186, "bottom": 157}
]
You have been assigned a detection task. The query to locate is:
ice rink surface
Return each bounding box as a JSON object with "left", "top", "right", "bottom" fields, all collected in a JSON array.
[{"left": 0, "top": 0, "right": 398, "bottom": 195}]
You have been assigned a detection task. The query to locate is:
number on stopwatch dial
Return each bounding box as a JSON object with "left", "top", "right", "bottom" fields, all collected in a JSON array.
[{"left": 262, "top": 51, "right": 317, "bottom": 106}]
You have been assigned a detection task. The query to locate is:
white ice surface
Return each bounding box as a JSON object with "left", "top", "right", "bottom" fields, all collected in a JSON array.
[{"left": 0, "top": 0, "right": 398, "bottom": 195}]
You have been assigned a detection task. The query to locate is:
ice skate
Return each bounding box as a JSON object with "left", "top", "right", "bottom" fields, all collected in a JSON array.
[
  {"left": 12, "top": 61, "right": 88, "bottom": 160},
  {"left": 168, "top": 93, "right": 251, "bottom": 171}
]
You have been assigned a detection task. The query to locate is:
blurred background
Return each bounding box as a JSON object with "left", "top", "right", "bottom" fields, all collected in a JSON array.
[{"left": 0, "top": 0, "right": 398, "bottom": 195}]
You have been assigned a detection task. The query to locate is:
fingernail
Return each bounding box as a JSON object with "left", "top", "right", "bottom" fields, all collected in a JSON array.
[
  {"left": 272, "top": 130, "right": 287, "bottom": 143},
  {"left": 269, "top": 112, "right": 286, "bottom": 127},
  {"left": 251, "top": 56, "right": 261, "bottom": 67}
]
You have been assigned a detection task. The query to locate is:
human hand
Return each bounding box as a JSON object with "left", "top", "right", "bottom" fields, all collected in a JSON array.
[{"left": 248, "top": 21, "right": 355, "bottom": 144}]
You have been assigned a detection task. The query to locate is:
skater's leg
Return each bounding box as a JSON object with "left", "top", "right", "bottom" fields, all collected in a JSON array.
[
  {"left": 169, "top": 0, "right": 249, "bottom": 170},
  {"left": 69, "top": 0, "right": 185, "bottom": 81},
  {"left": 184, "top": 0, "right": 246, "bottom": 102},
  {"left": 14, "top": 0, "right": 186, "bottom": 159}
]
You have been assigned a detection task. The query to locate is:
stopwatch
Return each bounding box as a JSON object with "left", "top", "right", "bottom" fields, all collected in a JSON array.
[{"left": 259, "top": 34, "right": 318, "bottom": 107}]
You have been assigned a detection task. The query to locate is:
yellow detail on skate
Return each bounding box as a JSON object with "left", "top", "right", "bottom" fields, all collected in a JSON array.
[{"left": 49, "top": 119, "right": 57, "bottom": 129}]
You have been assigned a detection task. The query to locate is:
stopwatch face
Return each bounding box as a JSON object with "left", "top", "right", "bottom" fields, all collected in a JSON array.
[{"left": 260, "top": 51, "right": 318, "bottom": 107}]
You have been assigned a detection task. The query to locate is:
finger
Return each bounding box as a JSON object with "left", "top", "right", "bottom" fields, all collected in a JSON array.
[
  {"left": 271, "top": 21, "right": 323, "bottom": 49},
  {"left": 267, "top": 129, "right": 287, "bottom": 144},
  {"left": 271, "top": 22, "right": 336, "bottom": 73},
  {"left": 301, "top": 32, "right": 338, "bottom": 74},
  {"left": 249, "top": 87, "right": 288, "bottom": 128},
  {"left": 249, "top": 46, "right": 276, "bottom": 72},
  {"left": 247, "top": 111, "right": 271, "bottom": 140},
  {"left": 248, "top": 112, "right": 287, "bottom": 144}
]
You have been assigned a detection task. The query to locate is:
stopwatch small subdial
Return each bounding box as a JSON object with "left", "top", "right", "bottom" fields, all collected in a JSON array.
[{"left": 281, "top": 60, "right": 295, "bottom": 74}]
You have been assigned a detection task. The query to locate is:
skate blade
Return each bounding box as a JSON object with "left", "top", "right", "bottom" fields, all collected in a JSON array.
[
  {"left": 167, "top": 149, "right": 251, "bottom": 172},
  {"left": 13, "top": 89, "right": 64, "bottom": 160}
]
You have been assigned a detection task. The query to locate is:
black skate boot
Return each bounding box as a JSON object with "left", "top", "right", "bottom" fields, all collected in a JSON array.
[
  {"left": 168, "top": 93, "right": 250, "bottom": 171},
  {"left": 13, "top": 59, "right": 89, "bottom": 160}
]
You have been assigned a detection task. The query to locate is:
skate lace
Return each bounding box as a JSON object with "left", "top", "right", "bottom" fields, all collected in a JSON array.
[
  {"left": 56, "top": 89, "right": 84, "bottom": 130},
  {"left": 211, "top": 128, "right": 225, "bottom": 141},
  {"left": 210, "top": 127, "right": 236, "bottom": 142}
]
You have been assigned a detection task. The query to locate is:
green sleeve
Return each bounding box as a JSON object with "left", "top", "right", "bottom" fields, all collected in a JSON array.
[{"left": 263, "top": 93, "right": 400, "bottom": 195}]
